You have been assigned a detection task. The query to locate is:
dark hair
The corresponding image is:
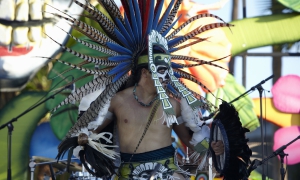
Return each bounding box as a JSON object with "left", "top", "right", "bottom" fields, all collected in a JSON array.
[
  {"left": 117, "top": 64, "right": 148, "bottom": 92},
  {"left": 127, "top": 64, "right": 148, "bottom": 87},
  {"left": 119, "top": 46, "right": 163, "bottom": 91}
]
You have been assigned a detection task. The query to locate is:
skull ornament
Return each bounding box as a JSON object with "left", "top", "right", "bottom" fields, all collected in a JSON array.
[{"left": 153, "top": 53, "right": 171, "bottom": 83}]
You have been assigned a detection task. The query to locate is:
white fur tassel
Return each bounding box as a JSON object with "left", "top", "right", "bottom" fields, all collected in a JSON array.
[
  {"left": 180, "top": 98, "right": 205, "bottom": 132},
  {"left": 88, "top": 132, "right": 119, "bottom": 159},
  {"left": 163, "top": 113, "right": 178, "bottom": 127},
  {"left": 73, "top": 129, "right": 119, "bottom": 160},
  {"left": 180, "top": 98, "right": 210, "bottom": 145}
]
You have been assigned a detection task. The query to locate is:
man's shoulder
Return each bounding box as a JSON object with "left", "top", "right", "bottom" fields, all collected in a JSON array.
[
  {"left": 169, "top": 97, "right": 180, "bottom": 105},
  {"left": 116, "top": 87, "right": 133, "bottom": 96},
  {"left": 112, "top": 87, "right": 133, "bottom": 102}
]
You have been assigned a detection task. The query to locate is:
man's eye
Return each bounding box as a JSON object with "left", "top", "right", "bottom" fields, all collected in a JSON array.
[{"left": 157, "top": 67, "right": 167, "bottom": 73}]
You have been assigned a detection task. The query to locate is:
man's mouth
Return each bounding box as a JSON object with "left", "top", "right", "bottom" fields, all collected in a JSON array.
[{"left": 161, "top": 81, "right": 169, "bottom": 86}]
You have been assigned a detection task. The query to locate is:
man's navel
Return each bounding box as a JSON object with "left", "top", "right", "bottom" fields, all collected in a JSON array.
[{"left": 124, "top": 119, "right": 128, "bottom": 123}]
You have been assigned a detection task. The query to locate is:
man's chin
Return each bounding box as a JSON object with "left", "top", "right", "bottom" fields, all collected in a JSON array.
[{"left": 161, "top": 83, "right": 169, "bottom": 88}]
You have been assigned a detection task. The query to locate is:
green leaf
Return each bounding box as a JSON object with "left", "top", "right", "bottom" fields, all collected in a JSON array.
[
  {"left": 206, "top": 74, "right": 260, "bottom": 131},
  {"left": 47, "top": 35, "right": 108, "bottom": 140},
  {"left": 47, "top": 3, "right": 111, "bottom": 140},
  {"left": 0, "top": 91, "right": 48, "bottom": 179},
  {"left": 278, "top": 0, "right": 300, "bottom": 12},
  {"left": 224, "top": 13, "right": 300, "bottom": 56}
]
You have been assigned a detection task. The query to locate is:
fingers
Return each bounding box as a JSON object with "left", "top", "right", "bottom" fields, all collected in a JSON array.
[{"left": 211, "top": 140, "right": 224, "bottom": 155}]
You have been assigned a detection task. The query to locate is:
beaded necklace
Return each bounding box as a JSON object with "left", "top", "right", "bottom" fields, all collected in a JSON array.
[{"left": 133, "top": 83, "right": 158, "bottom": 107}]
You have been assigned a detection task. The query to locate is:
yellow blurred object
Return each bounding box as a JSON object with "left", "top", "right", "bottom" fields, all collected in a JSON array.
[
  {"left": 214, "top": 178, "right": 223, "bottom": 180},
  {"left": 253, "top": 98, "right": 300, "bottom": 127},
  {"left": 0, "top": 24, "right": 13, "bottom": 45}
]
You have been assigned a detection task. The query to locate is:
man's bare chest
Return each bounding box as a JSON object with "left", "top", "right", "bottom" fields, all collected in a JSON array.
[{"left": 115, "top": 102, "right": 165, "bottom": 126}]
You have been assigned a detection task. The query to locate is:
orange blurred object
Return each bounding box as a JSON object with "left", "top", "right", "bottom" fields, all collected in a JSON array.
[{"left": 164, "top": 0, "right": 231, "bottom": 93}]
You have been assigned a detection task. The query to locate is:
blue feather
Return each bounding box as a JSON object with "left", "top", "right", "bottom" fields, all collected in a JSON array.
[
  {"left": 108, "top": 61, "right": 131, "bottom": 76},
  {"left": 161, "top": 14, "right": 182, "bottom": 36},
  {"left": 112, "top": 68, "right": 129, "bottom": 83},
  {"left": 156, "top": 0, "right": 175, "bottom": 32},
  {"left": 152, "top": 0, "right": 165, "bottom": 30},
  {"left": 124, "top": 14, "right": 136, "bottom": 43},
  {"left": 115, "top": 18, "right": 134, "bottom": 46},
  {"left": 173, "top": 72, "right": 181, "bottom": 78},
  {"left": 132, "top": 0, "right": 142, "bottom": 40},
  {"left": 169, "top": 48, "right": 178, "bottom": 53},
  {"left": 106, "top": 42, "right": 132, "bottom": 55},
  {"left": 167, "top": 84, "right": 178, "bottom": 94},
  {"left": 171, "top": 62, "right": 183, "bottom": 69},
  {"left": 114, "top": 28, "right": 131, "bottom": 49},
  {"left": 108, "top": 55, "right": 132, "bottom": 61},
  {"left": 167, "top": 36, "right": 183, "bottom": 47},
  {"left": 128, "top": 0, "right": 139, "bottom": 42},
  {"left": 146, "top": 0, "right": 155, "bottom": 35}
]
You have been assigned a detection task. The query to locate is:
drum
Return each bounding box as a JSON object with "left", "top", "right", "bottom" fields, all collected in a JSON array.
[
  {"left": 209, "top": 101, "right": 252, "bottom": 180},
  {"left": 31, "top": 156, "right": 81, "bottom": 172},
  {"left": 30, "top": 156, "right": 82, "bottom": 180},
  {"left": 195, "top": 172, "right": 208, "bottom": 180}
]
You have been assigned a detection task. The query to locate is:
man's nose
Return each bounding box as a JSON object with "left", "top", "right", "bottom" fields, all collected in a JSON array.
[{"left": 165, "top": 73, "right": 170, "bottom": 80}]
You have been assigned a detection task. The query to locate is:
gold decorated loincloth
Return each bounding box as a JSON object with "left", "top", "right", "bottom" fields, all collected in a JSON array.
[{"left": 114, "top": 145, "right": 178, "bottom": 180}]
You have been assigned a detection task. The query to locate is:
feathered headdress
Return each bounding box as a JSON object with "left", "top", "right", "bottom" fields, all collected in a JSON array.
[{"left": 49, "top": 0, "right": 232, "bottom": 177}]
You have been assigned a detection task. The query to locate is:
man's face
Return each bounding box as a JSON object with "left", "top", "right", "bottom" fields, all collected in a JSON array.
[
  {"left": 156, "top": 65, "right": 170, "bottom": 85},
  {"left": 153, "top": 54, "right": 171, "bottom": 88}
]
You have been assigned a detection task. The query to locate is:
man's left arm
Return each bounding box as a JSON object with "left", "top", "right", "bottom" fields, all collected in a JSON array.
[{"left": 172, "top": 123, "right": 194, "bottom": 150}]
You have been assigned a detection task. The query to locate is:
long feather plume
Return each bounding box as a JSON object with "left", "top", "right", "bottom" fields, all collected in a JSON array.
[
  {"left": 66, "top": 74, "right": 129, "bottom": 137},
  {"left": 98, "top": 0, "right": 125, "bottom": 24},
  {"left": 166, "top": 13, "right": 228, "bottom": 40},
  {"left": 173, "top": 69, "right": 212, "bottom": 93},
  {"left": 159, "top": 0, "right": 183, "bottom": 34},
  {"left": 74, "top": 0, "right": 118, "bottom": 38},
  {"left": 171, "top": 23, "right": 233, "bottom": 47}
]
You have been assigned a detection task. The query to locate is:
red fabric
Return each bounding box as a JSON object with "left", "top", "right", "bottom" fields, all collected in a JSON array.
[{"left": 0, "top": 46, "right": 33, "bottom": 56}]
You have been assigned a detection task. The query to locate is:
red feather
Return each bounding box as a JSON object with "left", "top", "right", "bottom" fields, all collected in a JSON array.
[
  {"left": 142, "top": 0, "right": 151, "bottom": 36},
  {"left": 121, "top": 0, "right": 130, "bottom": 23}
]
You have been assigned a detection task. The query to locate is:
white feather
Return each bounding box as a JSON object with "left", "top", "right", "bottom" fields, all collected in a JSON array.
[
  {"left": 88, "top": 100, "right": 111, "bottom": 129},
  {"left": 73, "top": 127, "right": 89, "bottom": 137},
  {"left": 78, "top": 87, "right": 104, "bottom": 112}
]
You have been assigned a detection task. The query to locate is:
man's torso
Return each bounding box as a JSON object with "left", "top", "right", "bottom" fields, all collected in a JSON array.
[{"left": 111, "top": 87, "right": 174, "bottom": 154}]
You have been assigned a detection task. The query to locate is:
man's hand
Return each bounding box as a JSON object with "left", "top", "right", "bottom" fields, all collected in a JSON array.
[{"left": 211, "top": 141, "right": 224, "bottom": 155}]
